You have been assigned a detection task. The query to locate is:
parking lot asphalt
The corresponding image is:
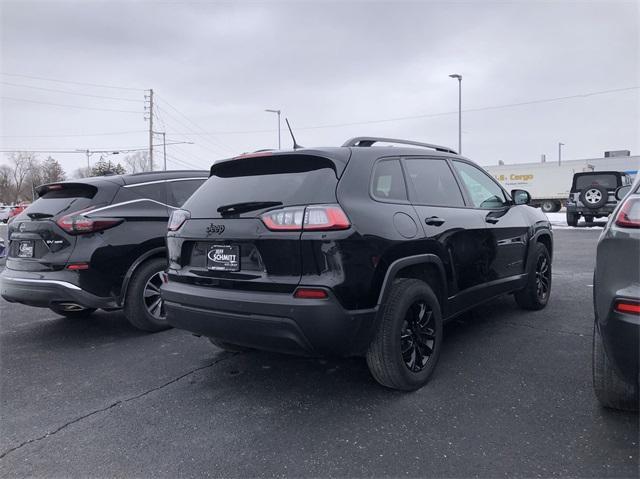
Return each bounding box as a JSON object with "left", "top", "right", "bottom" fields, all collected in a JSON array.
[{"left": 0, "top": 226, "right": 638, "bottom": 478}]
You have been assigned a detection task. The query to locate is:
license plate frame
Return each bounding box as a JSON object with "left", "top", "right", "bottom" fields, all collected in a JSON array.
[
  {"left": 17, "top": 240, "right": 34, "bottom": 258},
  {"left": 206, "top": 244, "right": 240, "bottom": 272}
]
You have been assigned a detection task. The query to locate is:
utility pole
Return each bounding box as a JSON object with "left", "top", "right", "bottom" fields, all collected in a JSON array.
[
  {"left": 145, "top": 89, "right": 154, "bottom": 171},
  {"left": 162, "top": 132, "right": 167, "bottom": 171},
  {"left": 558, "top": 142, "right": 564, "bottom": 166}
]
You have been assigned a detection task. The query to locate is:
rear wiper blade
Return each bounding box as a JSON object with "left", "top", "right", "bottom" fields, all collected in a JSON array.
[
  {"left": 217, "top": 201, "right": 283, "bottom": 216},
  {"left": 27, "top": 212, "right": 53, "bottom": 220}
]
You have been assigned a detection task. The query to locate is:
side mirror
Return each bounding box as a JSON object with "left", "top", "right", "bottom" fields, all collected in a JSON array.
[
  {"left": 615, "top": 185, "right": 632, "bottom": 201},
  {"left": 511, "top": 189, "right": 531, "bottom": 205}
]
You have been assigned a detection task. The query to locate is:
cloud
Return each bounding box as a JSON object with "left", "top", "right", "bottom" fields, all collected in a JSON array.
[{"left": 1, "top": 0, "right": 638, "bottom": 173}]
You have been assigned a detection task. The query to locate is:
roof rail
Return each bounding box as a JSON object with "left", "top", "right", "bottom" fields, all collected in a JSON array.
[{"left": 342, "top": 137, "right": 457, "bottom": 154}]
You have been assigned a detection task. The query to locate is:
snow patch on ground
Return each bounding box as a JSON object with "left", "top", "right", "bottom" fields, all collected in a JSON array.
[{"left": 543, "top": 211, "right": 605, "bottom": 230}]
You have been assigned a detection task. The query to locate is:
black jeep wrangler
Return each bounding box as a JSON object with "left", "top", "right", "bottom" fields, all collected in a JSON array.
[
  {"left": 566, "top": 171, "right": 633, "bottom": 226},
  {"left": 161, "top": 137, "right": 553, "bottom": 390}
]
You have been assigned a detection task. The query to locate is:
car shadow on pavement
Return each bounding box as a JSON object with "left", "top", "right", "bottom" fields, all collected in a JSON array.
[
  {"left": 2, "top": 308, "right": 151, "bottom": 349},
  {"left": 193, "top": 296, "right": 525, "bottom": 397}
]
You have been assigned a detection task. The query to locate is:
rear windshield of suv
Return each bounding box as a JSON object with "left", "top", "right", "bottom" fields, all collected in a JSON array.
[
  {"left": 25, "top": 185, "right": 97, "bottom": 217},
  {"left": 575, "top": 174, "right": 618, "bottom": 190},
  {"left": 184, "top": 155, "right": 339, "bottom": 218}
]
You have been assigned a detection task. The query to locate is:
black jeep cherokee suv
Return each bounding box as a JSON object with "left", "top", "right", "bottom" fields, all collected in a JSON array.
[
  {"left": 161, "top": 137, "right": 553, "bottom": 390},
  {"left": 566, "top": 171, "right": 633, "bottom": 226},
  {"left": 1, "top": 170, "right": 206, "bottom": 331}
]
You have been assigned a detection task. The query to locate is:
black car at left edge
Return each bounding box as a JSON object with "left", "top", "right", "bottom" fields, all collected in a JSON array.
[{"left": 0, "top": 170, "right": 207, "bottom": 331}]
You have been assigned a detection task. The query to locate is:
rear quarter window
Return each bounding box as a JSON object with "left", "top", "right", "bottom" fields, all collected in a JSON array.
[
  {"left": 371, "top": 159, "right": 407, "bottom": 202},
  {"left": 168, "top": 179, "right": 205, "bottom": 207},
  {"left": 115, "top": 183, "right": 169, "bottom": 205}
]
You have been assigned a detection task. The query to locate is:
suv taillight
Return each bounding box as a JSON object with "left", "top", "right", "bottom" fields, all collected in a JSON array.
[
  {"left": 56, "top": 209, "right": 123, "bottom": 235},
  {"left": 168, "top": 209, "right": 190, "bottom": 231},
  {"left": 261, "top": 205, "right": 350, "bottom": 231},
  {"left": 614, "top": 197, "right": 640, "bottom": 228}
]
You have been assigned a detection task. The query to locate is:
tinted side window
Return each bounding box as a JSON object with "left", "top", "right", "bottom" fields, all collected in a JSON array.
[
  {"left": 116, "top": 183, "right": 168, "bottom": 204},
  {"left": 371, "top": 159, "right": 407, "bottom": 201},
  {"left": 404, "top": 159, "right": 464, "bottom": 207},
  {"left": 453, "top": 161, "right": 507, "bottom": 209},
  {"left": 168, "top": 179, "right": 205, "bottom": 207}
]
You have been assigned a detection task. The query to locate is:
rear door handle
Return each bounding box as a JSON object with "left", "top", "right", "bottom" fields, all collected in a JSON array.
[{"left": 425, "top": 216, "right": 445, "bottom": 226}]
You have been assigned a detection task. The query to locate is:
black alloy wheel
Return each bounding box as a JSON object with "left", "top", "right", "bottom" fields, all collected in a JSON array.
[
  {"left": 400, "top": 301, "right": 436, "bottom": 372},
  {"left": 366, "top": 278, "right": 443, "bottom": 390},
  {"left": 144, "top": 271, "right": 166, "bottom": 320},
  {"left": 515, "top": 242, "right": 551, "bottom": 310},
  {"left": 535, "top": 254, "right": 551, "bottom": 302}
]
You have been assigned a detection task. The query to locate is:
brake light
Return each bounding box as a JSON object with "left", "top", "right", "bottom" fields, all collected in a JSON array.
[
  {"left": 56, "top": 209, "right": 123, "bottom": 235},
  {"left": 233, "top": 151, "right": 273, "bottom": 159},
  {"left": 261, "top": 205, "right": 350, "bottom": 231},
  {"left": 614, "top": 197, "right": 640, "bottom": 228},
  {"left": 168, "top": 209, "right": 190, "bottom": 231},
  {"left": 294, "top": 288, "right": 328, "bottom": 299},
  {"left": 615, "top": 301, "right": 640, "bottom": 315}
]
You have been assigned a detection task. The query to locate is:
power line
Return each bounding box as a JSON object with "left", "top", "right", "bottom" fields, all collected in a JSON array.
[
  {"left": 0, "top": 130, "right": 147, "bottom": 138},
  {"left": 165, "top": 152, "right": 205, "bottom": 170},
  {"left": 154, "top": 104, "right": 230, "bottom": 157},
  {"left": 155, "top": 104, "right": 232, "bottom": 155},
  {"left": 1, "top": 96, "right": 141, "bottom": 113},
  {"left": 0, "top": 81, "right": 143, "bottom": 102},
  {"left": 0, "top": 72, "right": 144, "bottom": 91},
  {"left": 167, "top": 143, "right": 211, "bottom": 168},
  {"left": 165, "top": 85, "right": 640, "bottom": 135},
  {"left": 154, "top": 94, "right": 236, "bottom": 154},
  {"left": 0, "top": 142, "right": 192, "bottom": 154}
]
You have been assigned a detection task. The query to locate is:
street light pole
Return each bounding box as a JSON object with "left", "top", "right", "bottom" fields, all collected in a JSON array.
[
  {"left": 558, "top": 142, "right": 565, "bottom": 166},
  {"left": 265, "top": 109, "right": 281, "bottom": 149},
  {"left": 449, "top": 74, "right": 462, "bottom": 154}
]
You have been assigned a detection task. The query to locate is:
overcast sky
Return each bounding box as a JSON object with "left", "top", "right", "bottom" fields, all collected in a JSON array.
[{"left": 1, "top": 0, "right": 638, "bottom": 174}]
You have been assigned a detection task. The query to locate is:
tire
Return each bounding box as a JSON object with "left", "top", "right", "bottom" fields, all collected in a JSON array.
[
  {"left": 541, "top": 200, "right": 556, "bottom": 213},
  {"left": 579, "top": 185, "right": 608, "bottom": 210},
  {"left": 592, "top": 323, "right": 638, "bottom": 411},
  {"left": 566, "top": 211, "right": 579, "bottom": 227},
  {"left": 208, "top": 338, "right": 251, "bottom": 352},
  {"left": 123, "top": 257, "right": 171, "bottom": 332},
  {"left": 49, "top": 306, "right": 96, "bottom": 319},
  {"left": 515, "top": 242, "right": 551, "bottom": 310},
  {"left": 366, "top": 278, "right": 443, "bottom": 391}
]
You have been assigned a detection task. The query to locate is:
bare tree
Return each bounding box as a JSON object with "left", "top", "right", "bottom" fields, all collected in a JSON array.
[
  {"left": 9, "top": 152, "right": 37, "bottom": 203},
  {"left": 0, "top": 164, "right": 13, "bottom": 204},
  {"left": 123, "top": 151, "right": 154, "bottom": 174},
  {"left": 72, "top": 166, "right": 92, "bottom": 179}
]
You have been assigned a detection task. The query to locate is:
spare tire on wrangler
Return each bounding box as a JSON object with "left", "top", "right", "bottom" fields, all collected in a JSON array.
[{"left": 580, "top": 185, "right": 608, "bottom": 209}]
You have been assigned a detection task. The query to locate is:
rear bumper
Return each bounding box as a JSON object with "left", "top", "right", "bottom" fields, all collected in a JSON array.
[
  {"left": 161, "top": 281, "right": 377, "bottom": 357},
  {"left": 598, "top": 306, "right": 639, "bottom": 386},
  {"left": 566, "top": 204, "right": 616, "bottom": 216},
  {"left": 0, "top": 270, "right": 118, "bottom": 309}
]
